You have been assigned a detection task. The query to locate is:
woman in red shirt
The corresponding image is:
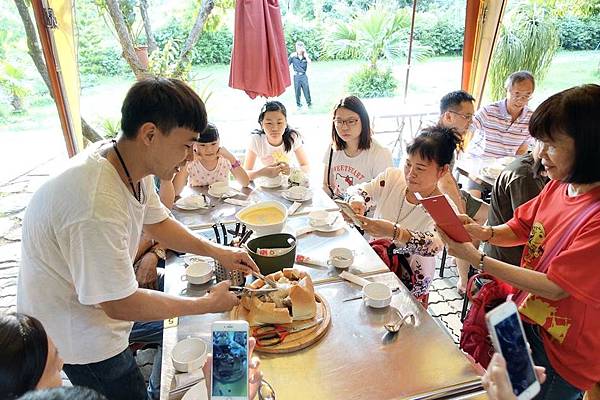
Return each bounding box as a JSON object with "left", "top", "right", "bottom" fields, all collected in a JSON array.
[{"left": 439, "top": 84, "right": 600, "bottom": 400}]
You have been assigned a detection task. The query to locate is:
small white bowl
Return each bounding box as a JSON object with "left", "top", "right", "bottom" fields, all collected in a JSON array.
[
  {"left": 308, "top": 210, "right": 330, "bottom": 226},
  {"left": 287, "top": 186, "right": 309, "bottom": 199},
  {"left": 209, "top": 181, "right": 230, "bottom": 196},
  {"left": 171, "top": 337, "right": 208, "bottom": 372},
  {"left": 328, "top": 247, "right": 354, "bottom": 269},
  {"left": 363, "top": 282, "right": 392, "bottom": 308},
  {"left": 181, "top": 261, "right": 213, "bottom": 285}
]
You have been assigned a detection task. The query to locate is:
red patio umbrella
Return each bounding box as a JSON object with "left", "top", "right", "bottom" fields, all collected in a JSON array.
[{"left": 229, "top": 0, "right": 291, "bottom": 99}]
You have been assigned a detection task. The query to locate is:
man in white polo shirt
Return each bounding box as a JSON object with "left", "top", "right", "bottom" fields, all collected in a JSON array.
[
  {"left": 465, "top": 70, "right": 535, "bottom": 197},
  {"left": 17, "top": 78, "right": 258, "bottom": 400}
]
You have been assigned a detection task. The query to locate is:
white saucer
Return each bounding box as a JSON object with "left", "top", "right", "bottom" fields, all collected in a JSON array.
[
  {"left": 480, "top": 166, "right": 502, "bottom": 179},
  {"left": 175, "top": 196, "right": 208, "bottom": 210},
  {"left": 182, "top": 254, "right": 213, "bottom": 266},
  {"left": 311, "top": 214, "right": 346, "bottom": 233},
  {"left": 207, "top": 188, "right": 237, "bottom": 198},
  {"left": 281, "top": 189, "right": 312, "bottom": 202},
  {"left": 258, "top": 179, "right": 284, "bottom": 189}
]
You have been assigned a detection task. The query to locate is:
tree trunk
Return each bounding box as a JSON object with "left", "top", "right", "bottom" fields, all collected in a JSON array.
[
  {"left": 13, "top": 0, "right": 103, "bottom": 143},
  {"left": 104, "top": 0, "right": 148, "bottom": 80},
  {"left": 139, "top": 0, "right": 158, "bottom": 54},
  {"left": 175, "top": 0, "right": 215, "bottom": 77}
]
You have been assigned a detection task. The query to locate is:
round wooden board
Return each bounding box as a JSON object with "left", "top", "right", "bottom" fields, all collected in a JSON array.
[{"left": 230, "top": 292, "right": 331, "bottom": 354}]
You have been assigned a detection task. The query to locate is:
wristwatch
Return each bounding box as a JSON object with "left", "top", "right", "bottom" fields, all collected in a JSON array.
[{"left": 151, "top": 246, "right": 166, "bottom": 260}]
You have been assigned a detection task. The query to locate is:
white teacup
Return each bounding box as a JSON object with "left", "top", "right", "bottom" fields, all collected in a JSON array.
[
  {"left": 181, "top": 261, "right": 213, "bottom": 285},
  {"left": 328, "top": 247, "right": 354, "bottom": 269},
  {"left": 209, "top": 181, "right": 230, "bottom": 196},
  {"left": 287, "top": 186, "right": 309, "bottom": 199},
  {"left": 171, "top": 337, "right": 208, "bottom": 372},
  {"left": 263, "top": 174, "right": 285, "bottom": 187},
  {"left": 309, "top": 210, "right": 330, "bottom": 226},
  {"left": 363, "top": 282, "right": 392, "bottom": 308}
]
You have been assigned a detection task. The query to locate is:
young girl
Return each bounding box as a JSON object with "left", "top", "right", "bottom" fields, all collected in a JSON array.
[
  {"left": 347, "top": 125, "right": 460, "bottom": 307},
  {"left": 323, "top": 96, "right": 392, "bottom": 198},
  {"left": 160, "top": 123, "right": 249, "bottom": 208},
  {"left": 243, "top": 101, "right": 310, "bottom": 180}
]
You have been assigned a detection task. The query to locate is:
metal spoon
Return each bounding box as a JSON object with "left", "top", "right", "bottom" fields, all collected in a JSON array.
[
  {"left": 384, "top": 311, "right": 415, "bottom": 333},
  {"left": 251, "top": 270, "right": 278, "bottom": 288},
  {"left": 258, "top": 378, "right": 276, "bottom": 400}
]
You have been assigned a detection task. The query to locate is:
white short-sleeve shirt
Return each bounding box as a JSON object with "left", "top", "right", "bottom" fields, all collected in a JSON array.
[
  {"left": 17, "top": 143, "right": 169, "bottom": 364},
  {"left": 248, "top": 133, "right": 302, "bottom": 168}
]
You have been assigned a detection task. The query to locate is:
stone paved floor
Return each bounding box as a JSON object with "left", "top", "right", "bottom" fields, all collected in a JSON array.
[{"left": 0, "top": 154, "right": 467, "bottom": 384}]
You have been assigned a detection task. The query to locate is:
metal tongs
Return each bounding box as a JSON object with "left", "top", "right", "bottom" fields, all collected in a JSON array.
[{"left": 230, "top": 285, "right": 280, "bottom": 297}]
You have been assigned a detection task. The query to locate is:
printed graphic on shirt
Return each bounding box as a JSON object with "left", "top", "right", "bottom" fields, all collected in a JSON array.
[
  {"left": 518, "top": 220, "right": 571, "bottom": 343},
  {"left": 332, "top": 164, "right": 365, "bottom": 195},
  {"left": 524, "top": 221, "right": 545, "bottom": 265},
  {"left": 520, "top": 295, "right": 571, "bottom": 343}
]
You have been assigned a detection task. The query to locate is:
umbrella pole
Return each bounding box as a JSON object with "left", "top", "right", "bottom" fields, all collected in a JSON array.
[{"left": 403, "top": 0, "right": 418, "bottom": 104}]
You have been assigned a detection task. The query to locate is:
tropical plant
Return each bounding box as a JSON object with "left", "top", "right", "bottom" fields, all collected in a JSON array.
[
  {"left": 488, "top": 1, "right": 559, "bottom": 101},
  {"left": 0, "top": 61, "right": 29, "bottom": 113},
  {"left": 348, "top": 66, "right": 397, "bottom": 98},
  {"left": 101, "top": 118, "right": 121, "bottom": 139},
  {"left": 326, "top": 6, "right": 433, "bottom": 70}
]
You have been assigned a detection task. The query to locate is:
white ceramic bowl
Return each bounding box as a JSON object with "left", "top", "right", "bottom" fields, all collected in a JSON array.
[
  {"left": 328, "top": 247, "right": 354, "bottom": 269},
  {"left": 236, "top": 201, "right": 288, "bottom": 235},
  {"left": 171, "top": 337, "right": 208, "bottom": 372},
  {"left": 287, "top": 185, "right": 309, "bottom": 199},
  {"left": 308, "top": 210, "right": 330, "bottom": 226},
  {"left": 209, "top": 181, "right": 230, "bottom": 196},
  {"left": 182, "top": 261, "right": 213, "bottom": 285},
  {"left": 363, "top": 282, "right": 392, "bottom": 308}
]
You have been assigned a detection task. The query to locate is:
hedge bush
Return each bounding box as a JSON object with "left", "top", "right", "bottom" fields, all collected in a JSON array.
[
  {"left": 154, "top": 23, "right": 233, "bottom": 65},
  {"left": 79, "top": 37, "right": 129, "bottom": 76},
  {"left": 347, "top": 67, "right": 398, "bottom": 98},
  {"left": 558, "top": 15, "right": 600, "bottom": 50},
  {"left": 284, "top": 23, "right": 326, "bottom": 61},
  {"left": 414, "top": 20, "right": 464, "bottom": 56}
]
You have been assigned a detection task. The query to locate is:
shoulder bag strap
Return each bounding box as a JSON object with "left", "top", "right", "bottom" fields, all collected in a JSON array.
[{"left": 326, "top": 146, "right": 334, "bottom": 197}]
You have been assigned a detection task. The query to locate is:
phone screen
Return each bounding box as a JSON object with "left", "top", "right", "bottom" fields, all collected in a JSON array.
[
  {"left": 212, "top": 330, "right": 248, "bottom": 399},
  {"left": 493, "top": 313, "right": 537, "bottom": 396}
]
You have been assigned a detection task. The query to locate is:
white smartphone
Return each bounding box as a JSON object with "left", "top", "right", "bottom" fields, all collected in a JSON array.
[
  {"left": 485, "top": 301, "right": 540, "bottom": 400},
  {"left": 211, "top": 320, "right": 250, "bottom": 400},
  {"left": 334, "top": 199, "right": 363, "bottom": 228}
]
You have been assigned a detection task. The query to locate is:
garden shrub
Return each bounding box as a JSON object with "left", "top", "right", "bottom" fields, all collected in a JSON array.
[
  {"left": 415, "top": 20, "right": 464, "bottom": 56},
  {"left": 347, "top": 67, "right": 398, "bottom": 98},
  {"left": 79, "top": 36, "right": 129, "bottom": 77},
  {"left": 284, "top": 23, "right": 326, "bottom": 60},
  {"left": 154, "top": 24, "right": 233, "bottom": 65},
  {"left": 557, "top": 15, "right": 600, "bottom": 50}
]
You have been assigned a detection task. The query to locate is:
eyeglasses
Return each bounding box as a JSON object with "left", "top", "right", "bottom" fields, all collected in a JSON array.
[
  {"left": 448, "top": 110, "right": 473, "bottom": 121},
  {"left": 509, "top": 92, "right": 532, "bottom": 101},
  {"left": 333, "top": 118, "right": 359, "bottom": 128}
]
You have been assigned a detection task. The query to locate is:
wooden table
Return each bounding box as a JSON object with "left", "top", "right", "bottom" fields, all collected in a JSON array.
[
  {"left": 159, "top": 269, "right": 484, "bottom": 400},
  {"left": 171, "top": 183, "right": 339, "bottom": 230}
]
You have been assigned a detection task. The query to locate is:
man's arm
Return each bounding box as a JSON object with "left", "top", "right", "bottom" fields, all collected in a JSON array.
[
  {"left": 143, "top": 217, "right": 258, "bottom": 275},
  {"left": 100, "top": 281, "right": 239, "bottom": 321}
]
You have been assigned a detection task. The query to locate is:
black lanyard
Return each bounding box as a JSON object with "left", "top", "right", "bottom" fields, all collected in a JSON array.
[{"left": 112, "top": 140, "right": 141, "bottom": 202}]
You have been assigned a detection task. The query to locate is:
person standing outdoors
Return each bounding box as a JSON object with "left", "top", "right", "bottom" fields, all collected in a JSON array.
[{"left": 288, "top": 41, "right": 312, "bottom": 109}]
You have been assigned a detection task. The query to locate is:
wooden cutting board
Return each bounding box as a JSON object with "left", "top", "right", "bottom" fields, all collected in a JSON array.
[{"left": 230, "top": 292, "right": 331, "bottom": 354}]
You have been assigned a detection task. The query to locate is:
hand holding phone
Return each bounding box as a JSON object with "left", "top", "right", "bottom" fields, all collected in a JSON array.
[
  {"left": 334, "top": 199, "right": 363, "bottom": 228},
  {"left": 416, "top": 194, "right": 471, "bottom": 242},
  {"left": 211, "top": 321, "right": 250, "bottom": 400},
  {"left": 485, "top": 301, "right": 540, "bottom": 400}
]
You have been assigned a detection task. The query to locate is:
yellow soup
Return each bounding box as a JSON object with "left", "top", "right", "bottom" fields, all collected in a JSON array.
[{"left": 240, "top": 207, "right": 285, "bottom": 225}]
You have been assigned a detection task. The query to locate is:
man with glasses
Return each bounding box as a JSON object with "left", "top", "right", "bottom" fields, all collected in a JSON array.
[
  {"left": 436, "top": 90, "right": 489, "bottom": 292},
  {"left": 465, "top": 70, "right": 535, "bottom": 197}
]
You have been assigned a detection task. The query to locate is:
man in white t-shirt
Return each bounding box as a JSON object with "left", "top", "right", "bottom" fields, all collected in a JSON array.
[{"left": 17, "top": 78, "right": 259, "bottom": 400}]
